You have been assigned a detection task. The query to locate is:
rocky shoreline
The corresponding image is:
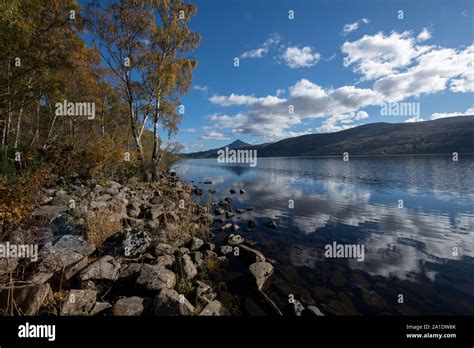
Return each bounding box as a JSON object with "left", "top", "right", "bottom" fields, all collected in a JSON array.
[{"left": 0, "top": 172, "right": 324, "bottom": 316}]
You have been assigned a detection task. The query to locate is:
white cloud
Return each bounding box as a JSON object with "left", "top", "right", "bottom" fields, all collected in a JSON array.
[
  {"left": 184, "top": 128, "right": 196, "bottom": 133},
  {"left": 417, "top": 28, "right": 432, "bottom": 42},
  {"left": 316, "top": 111, "right": 369, "bottom": 133},
  {"left": 342, "top": 18, "right": 370, "bottom": 35},
  {"left": 342, "top": 31, "right": 432, "bottom": 80},
  {"left": 282, "top": 46, "right": 321, "bottom": 68},
  {"left": 183, "top": 143, "right": 205, "bottom": 152},
  {"left": 431, "top": 107, "right": 474, "bottom": 120},
  {"left": 276, "top": 88, "right": 285, "bottom": 97},
  {"left": 241, "top": 34, "right": 281, "bottom": 58},
  {"left": 373, "top": 45, "right": 474, "bottom": 101},
  {"left": 205, "top": 31, "right": 473, "bottom": 141},
  {"left": 192, "top": 85, "right": 208, "bottom": 94},
  {"left": 343, "top": 22, "right": 359, "bottom": 35},
  {"left": 209, "top": 80, "right": 379, "bottom": 140},
  {"left": 201, "top": 131, "right": 229, "bottom": 140},
  {"left": 209, "top": 93, "right": 286, "bottom": 107},
  {"left": 404, "top": 116, "right": 424, "bottom": 122}
]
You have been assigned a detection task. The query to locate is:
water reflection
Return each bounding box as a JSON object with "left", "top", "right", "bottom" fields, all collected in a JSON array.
[{"left": 175, "top": 155, "right": 474, "bottom": 314}]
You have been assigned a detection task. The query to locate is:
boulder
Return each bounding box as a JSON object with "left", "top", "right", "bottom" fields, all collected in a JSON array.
[
  {"left": 153, "top": 243, "right": 177, "bottom": 257},
  {"left": 50, "top": 190, "right": 73, "bottom": 206},
  {"left": 265, "top": 220, "right": 278, "bottom": 229},
  {"left": 239, "top": 245, "right": 266, "bottom": 264},
  {"left": 118, "top": 263, "right": 142, "bottom": 281},
  {"left": 0, "top": 283, "right": 52, "bottom": 315},
  {"left": 248, "top": 218, "right": 257, "bottom": 228},
  {"left": 227, "top": 234, "right": 244, "bottom": 246},
  {"left": 136, "top": 264, "right": 176, "bottom": 291},
  {"left": 79, "top": 256, "right": 121, "bottom": 281},
  {"left": 219, "top": 245, "right": 233, "bottom": 255},
  {"left": 189, "top": 237, "right": 204, "bottom": 251},
  {"left": 307, "top": 305, "right": 325, "bottom": 316},
  {"left": 199, "top": 300, "right": 228, "bottom": 316},
  {"left": 101, "top": 229, "right": 151, "bottom": 257},
  {"left": 60, "top": 289, "right": 97, "bottom": 316},
  {"left": 112, "top": 297, "right": 145, "bottom": 316},
  {"left": 249, "top": 262, "right": 274, "bottom": 290},
  {"left": 126, "top": 202, "right": 141, "bottom": 218},
  {"left": 153, "top": 288, "right": 194, "bottom": 316},
  {"left": 32, "top": 205, "right": 67, "bottom": 220},
  {"left": 38, "top": 235, "right": 95, "bottom": 272},
  {"left": 177, "top": 254, "right": 197, "bottom": 280},
  {"left": 90, "top": 301, "right": 112, "bottom": 316},
  {"left": 155, "top": 255, "right": 175, "bottom": 268},
  {"left": 196, "top": 281, "right": 217, "bottom": 304}
]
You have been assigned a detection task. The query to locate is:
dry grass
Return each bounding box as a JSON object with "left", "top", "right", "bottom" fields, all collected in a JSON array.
[{"left": 84, "top": 208, "right": 122, "bottom": 247}]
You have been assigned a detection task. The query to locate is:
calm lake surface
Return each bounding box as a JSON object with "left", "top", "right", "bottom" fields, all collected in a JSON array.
[{"left": 174, "top": 155, "right": 474, "bottom": 315}]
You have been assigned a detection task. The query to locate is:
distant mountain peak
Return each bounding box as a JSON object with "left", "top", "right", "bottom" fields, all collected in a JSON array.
[{"left": 227, "top": 139, "right": 250, "bottom": 149}]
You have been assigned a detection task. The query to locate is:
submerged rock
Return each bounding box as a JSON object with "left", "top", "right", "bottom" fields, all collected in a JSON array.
[
  {"left": 248, "top": 218, "right": 257, "bottom": 228},
  {"left": 249, "top": 262, "right": 274, "bottom": 290},
  {"left": 227, "top": 234, "right": 244, "bottom": 246},
  {"left": 265, "top": 220, "right": 278, "bottom": 229}
]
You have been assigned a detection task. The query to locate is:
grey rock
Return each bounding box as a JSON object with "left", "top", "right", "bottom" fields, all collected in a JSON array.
[
  {"left": 238, "top": 245, "right": 266, "bottom": 264},
  {"left": 227, "top": 234, "right": 244, "bottom": 246},
  {"left": 39, "top": 235, "right": 95, "bottom": 272},
  {"left": 196, "top": 281, "right": 217, "bottom": 304},
  {"left": 27, "top": 272, "right": 54, "bottom": 284},
  {"left": 189, "top": 237, "right": 204, "bottom": 251},
  {"left": 221, "top": 223, "right": 232, "bottom": 231},
  {"left": 112, "top": 296, "right": 145, "bottom": 316},
  {"left": 79, "top": 256, "right": 121, "bottom": 281},
  {"left": 189, "top": 251, "right": 203, "bottom": 267},
  {"left": 265, "top": 220, "right": 278, "bottom": 229},
  {"left": 156, "top": 255, "right": 175, "bottom": 268},
  {"left": 307, "top": 305, "right": 325, "bottom": 316},
  {"left": 50, "top": 190, "right": 73, "bottom": 206},
  {"left": 32, "top": 205, "right": 67, "bottom": 220},
  {"left": 60, "top": 289, "right": 97, "bottom": 316},
  {"left": 248, "top": 218, "right": 257, "bottom": 228},
  {"left": 199, "top": 300, "right": 228, "bottom": 316},
  {"left": 119, "top": 263, "right": 142, "bottom": 281},
  {"left": 179, "top": 254, "right": 198, "bottom": 279},
  {"left": 249, "top": 262, "right": 274, "bottom": 290},
  {"left": 154, "top": 243, "right": 177, "bottom": 257},
  {"left": 136, "top": 264, "right": 176, "bottom": 291},
  {"left": 90, "top": 301, "right": 112, "bottom": 316},
  {"left": 127, "top": 202, "right": 141, "bottom": 218},
  {"left": 0, "top": 283, "right": 52, "bottom": 315},
  {"left": 219, "top": 245, "right": 233, "bottom": 255},
  {"left": 214, "top": 207, "right": 224, "bottom": 215},
  {"left": 153, "top": 288, "right": 194, "bottom": 316}
]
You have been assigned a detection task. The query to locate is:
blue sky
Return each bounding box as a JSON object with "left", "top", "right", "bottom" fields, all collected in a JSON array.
[{"left": 81, "top": 0, "right": 474, "bottom": 151}]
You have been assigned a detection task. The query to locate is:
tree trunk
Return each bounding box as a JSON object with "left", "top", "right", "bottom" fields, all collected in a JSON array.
[
  {"left": 151, "top": 97, "right": 161, "bottom": 181},
  {"left": 30, "top": 99, "right": 40, "bottom": 146}
]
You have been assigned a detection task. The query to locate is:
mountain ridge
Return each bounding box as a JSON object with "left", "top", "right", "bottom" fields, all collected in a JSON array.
[{"left": 184, "top": 116, "right": 474, "bottom": 158}]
